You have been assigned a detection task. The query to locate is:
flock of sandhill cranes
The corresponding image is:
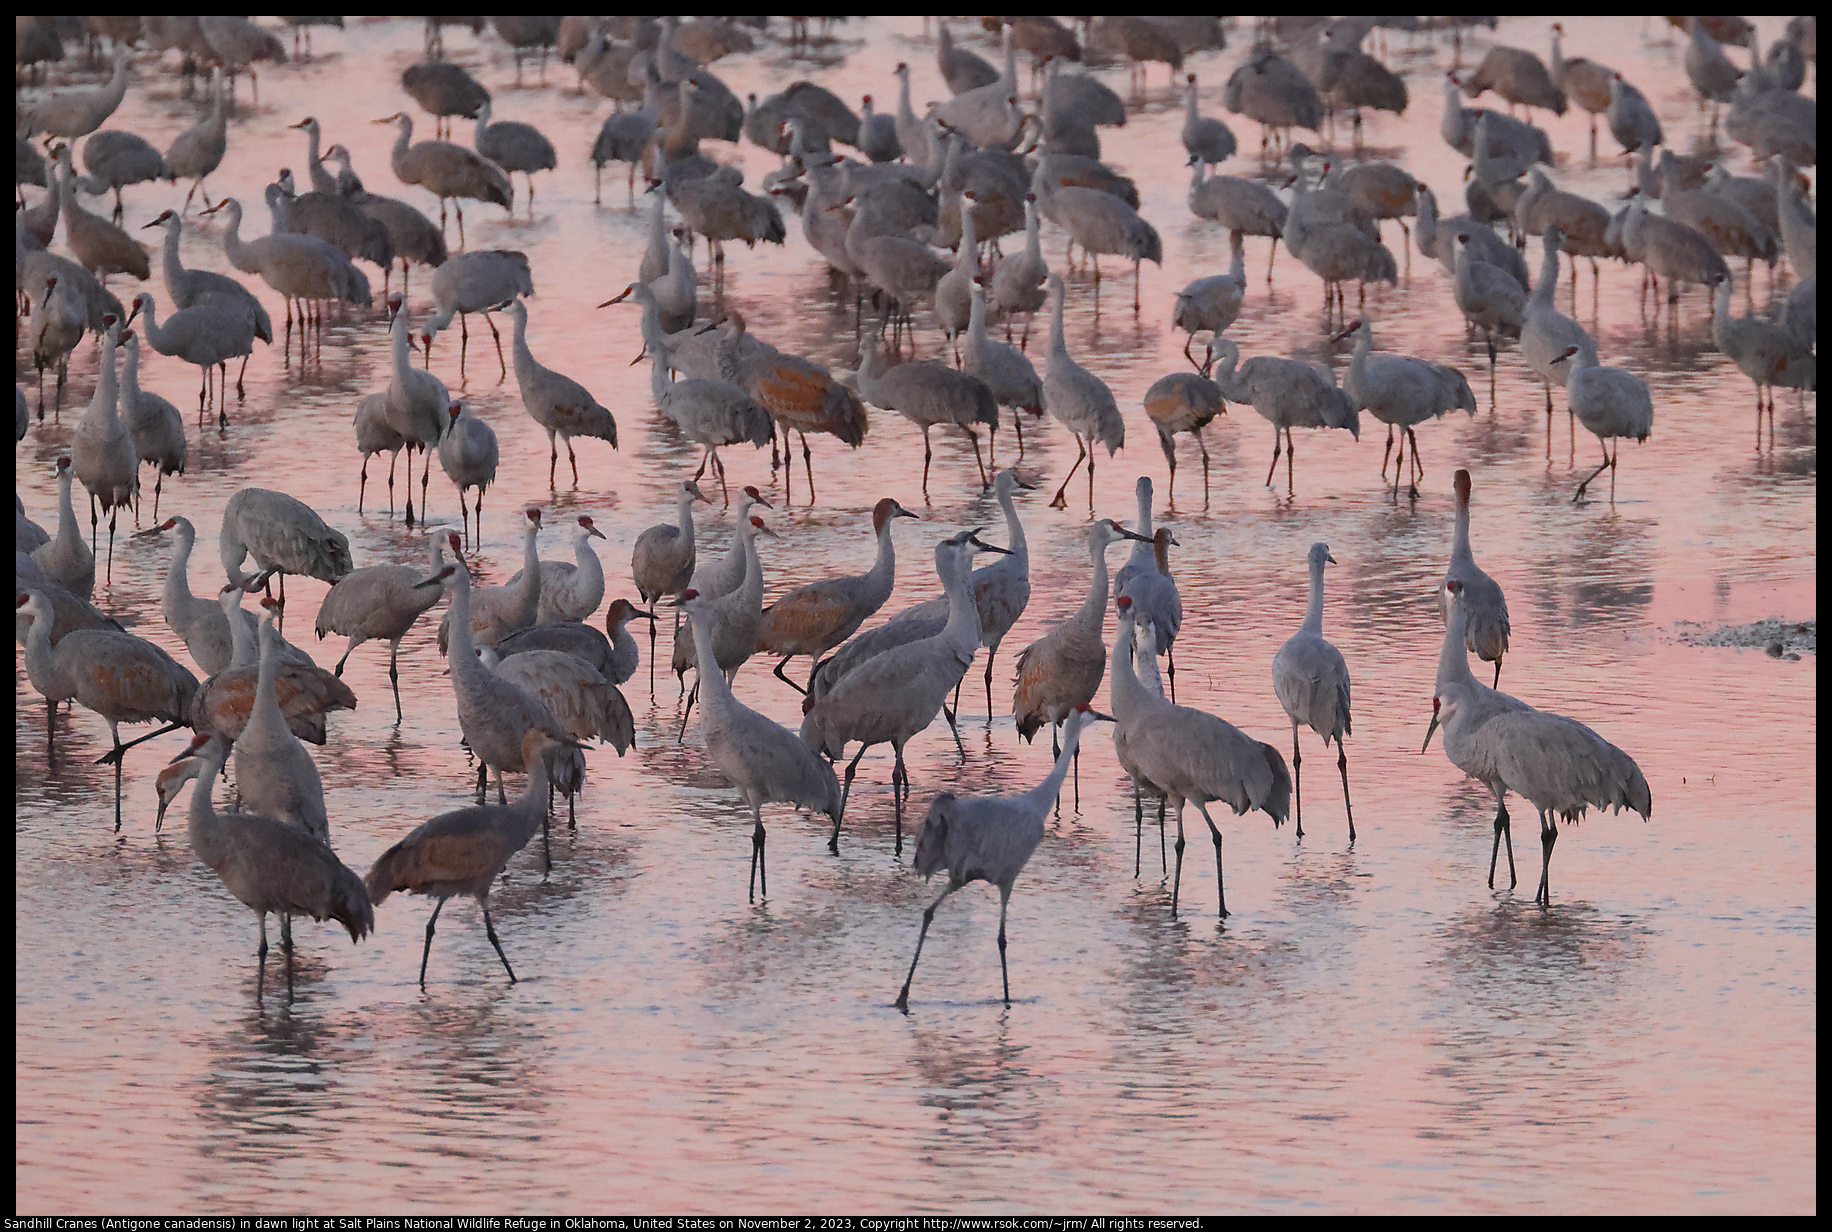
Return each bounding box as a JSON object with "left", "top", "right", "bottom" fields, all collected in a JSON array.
[{"left": 14, "top": 14, "right": 1810, "bottom": 1007}]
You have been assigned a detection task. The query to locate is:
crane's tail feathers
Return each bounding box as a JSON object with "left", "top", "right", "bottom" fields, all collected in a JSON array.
[
  {"left": 363, "top": 845, "right": 409, "bottom": 907},
  {"left": 1259, "top": 742, "right": 1293, "bottom": 827}
]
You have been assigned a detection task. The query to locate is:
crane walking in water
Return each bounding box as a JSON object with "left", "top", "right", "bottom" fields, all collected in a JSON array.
[
  {"left": 895, "top": 704, "right": 1109, "bottom": 1012},
  {"left": 1271, "top": 543, "right": 1355, "bottom": 843}
]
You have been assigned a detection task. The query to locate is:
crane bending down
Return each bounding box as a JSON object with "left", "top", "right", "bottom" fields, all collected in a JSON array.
[
  {"left": 367, "top": 728, "right": 581, "bottom": 984},
  {"left": 1426, "top": 581, "right": 1651, "bottom": 905},
  {"left": 1271, "top": 543, "right": 1354, "bottom": 844},
  {"left": 678, "top": 589, "right": 842, "bottom": 902},
  {"left": 218, "top": 487, "right": 353, "bottom": 621},
  {"left": 895, "top": 703, "right": 1108, "bottom": 1012},
  {"left": 180, "top": 731, "right": 371, "bottom": 999}
]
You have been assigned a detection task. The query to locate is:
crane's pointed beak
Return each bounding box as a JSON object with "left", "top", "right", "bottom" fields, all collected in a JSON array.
[
  {"left": 1421, "top": 710, "right": 1440, "bottom": 754},
  {"left": 586, "top": 525, "right": 607, "bottom": 540}
]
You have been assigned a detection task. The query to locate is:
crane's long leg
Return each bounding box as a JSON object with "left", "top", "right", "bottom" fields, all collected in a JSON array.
[
  {"left": 1169, "top": 801, "right": 1187, "bottom": 916},
  {"left": 112, "top": 739, "right": 124, "bottom": 832},
  {"left": 483, "top": 311, "right": 507, "bottom": 382},
  {"left": 482, "top": 903, "right": 517, "bottom": 981},
  {"left": 983, "top": 648, "right": 997, "bottom": 719},
  {"left": 1572, "top": 440, "right": 1612, "bottom": 503},
  {"left": 773, "top": 653, "right": 806, "bottom": 695},
  {"left": 677, "top": 680, "right": 700, "bottom": 743},
  {"left": 996, "top": 883, "right": 1016, "bottom": 1003},
  {"left": 1487, "top": 797, "right": 1516, "bottom": 889},
  {"left": 93, "top": 721, "right": 183, "bottom": 765},
  {"left": 967, "top": 426, "right": 988, "bottom": 488},
  {"left": 256, "top": 914, "right": 268, "bottom": 999},
  {"left": 1158, "top": 796, "right": 1167, "bottom": 874},
  {"left": 833, "top": 745, "right": 869, "bottom": 852},
  {"left": 1195, "top": 800, "right": 1230, "bottom": 919},
  {"left": 1268, "top": 425, "right": 1284, "bottom": 487},
  {"left": 475, "top": 759, "right": 488, "bottom": 804},
  {"left": 798, "top": 431, "right": 816, "bottom": 505},
  {"left": 920, "top": 424, "right": 933, "bottom": 498},
  {"left": 1134, "top": 780, "right": 1144, "bottom": 876},
  {"left": 281, "top": 912, "right": 296, "bottom": 999},
  {"left": 1534, "top": 809, "right": 1558, "bottom": 908},
  {"left": 749, "top": 799, "right": 767, "bottom": 903},
  {"left": 1285, "top": 427, "right": 1295, "bottom": 495},
  {"left": 894, "top": 880, "right": 958, "bottom": 1013},
  {"left": 1291, "top": 720, "right": 1304, "bottom": 841},
  {"left": 1049, "top": 433, "right": 1087, "bottom": 509},
  {"left": 1332, "top": 739, "right": 1356, "bottom": 843},
  {"left": 416, "top": 898, "right": 446, "bottom": 985},
  {"left": 388, "top": 640, "right": 404, "bottom": 722},
  {"left": 892, "top": 745, "right": 907, "bottom": 855}
]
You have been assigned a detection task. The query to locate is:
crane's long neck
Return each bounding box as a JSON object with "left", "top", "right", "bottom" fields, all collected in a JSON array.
[
  {"left": 474, "top": 101, "right": 492, "bottom": 151},
  {"left": 1048, "top": 285, "right": 1067, "bottom": 358},
  {"left": 160, "top": 222, "right": 187, "bottom": 299},
  {"left": 1301, "top": 558, "right": 1326, "bottom": 636},
  {"left": 510, "top": 306, "right": 534, "bottom": 380},
  {"left": 646, "top": 189, "right": 666, "bottom": 251},
  {"left": 687, "top": 607, "right": 736, "bottom": 713},
  {"left": 737, "top": 520, "right": 764, "bottom": 604},
  {"left": 1022, "top": 712, "right": 1085, "bottom": 811},
  {"left": 390, "top": 117, "right": 413, "bottom": 177},
  {"left": 939, "top": 547, "right": 980, "bottom": 647},
  {"left": 219, "top": 204, "right": 256, "bottom": 273},
  {"left": 1076, "top": 536, "right": 1114, "bottom": 637},
  {"left": 390, "top": 308, "right": 414, "bottom": 386},
  {"left": 1451, "top": 493, "right": 1474, "bottom": 564},
  {"left": 1550, "top": 28, "right": 1565, "bottom": 75},
  {"left": 94, "top": 333, "right": 120, "bottom": 429},
  {"left": 445, "top": 567, "right": 483, "bottom": 685},
  {"left": 1000, "top": 28, "right": 1016, "bottom": 88},
  {"left": 651, "top": 345, "right": 674, "bottom": 408},
  {"left": 515, "top": 523, "right": 542, "bottom": 618},
  {"left": 251, "top": 619, "right": 285, "bottom": 733},
  {"left": 187, "top": 749, "right": 231, "bottom": 868},
  {"left": 121, "top": 338, "right": 143, "bottom": 406},
  {"left": 1349, "top": 326, "right": 1372, "bottom": 389},
  {"left": 1532, "top": 238, "right": 1559, "bottom": 309},
  {"left": 675, "top": 491, "right": 697, "bottom": 553},
  {"left": 1208, "top": 340, "right": 1243, "bottom": 402},
  {"left": 897, "top": 70, "right": 915, "bottom": 125},
  {"left": 1416, "top": 188, "right": 1437, "bottom": 250},
  {"left": 20, "top": 599, "right": 69, "bottom": 700},
  {"left": 1108, "top": 611, "right": 1149, "bottom": 721},
  {"left": 1437, "top": 602, "right": 1478, "bottom": 691},
  {"left": 54, "top": 469, "right": 80, "bottom": 551},
  {"left": 960, "top": 208, "right": 978, "bottom": 272},
  {"left": 573, "top": 529, "right": 604, "bottom": 592},
  {"left": 163, "top": 521, "right": 198, "bottom": 611},
  {"left": 223, "top": 593, "right": 256, "bottom": 665},
  {"left": 1186, "top": 80, "right": 1201, "bottom": 123},
  {"left": 863, "top": 518, "right": 898, "bottom": 597},
  {"left": 997, "top": 479, "right": 1027, "bottom": 561}
]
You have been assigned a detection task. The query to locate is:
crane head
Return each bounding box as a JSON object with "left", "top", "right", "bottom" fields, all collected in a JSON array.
[
  {"left": 447, "top": 530, "right": 463, "bottom": 555},
  {"left": 1454, "top": 469, "right": 1473, "bottom": 502},
  {"left": 287, "top": 117, "right": 316, "bottom": 131},
  {"left": 607, "top": 598, "right": 654, "bottom": 625},
  {"left": 1330, "top": 318, "right": 1367, "bottom": 343},
  {"left": 674, "top": 588, "right": 699, "bottom": 606},
  {"left": 447, "top": 402, "right": 462, "bottom": 421},
  {"left": 578, "top": 516, "right": 606, "bottom": 540},
  {"left": 750, "top": 515, "right": 779, "bottom": 538},
  {"left": 141, "top": 210, "right": 178, "bottom": 230},
  {"left": 524, "top": 507, "right": 543, "bottom": 528}
]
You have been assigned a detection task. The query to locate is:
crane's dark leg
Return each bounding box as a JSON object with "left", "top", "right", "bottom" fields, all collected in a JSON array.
[
  {"left": 1534, "top": 809, "right": 1557, "bottom": 908},
  {"left": 1158, "top": 797, "right": 1167, "bottom": 874},
  {"left": 1572, "top": 444, "right": 1612, "bottom": 503},
  {"left": 833, "top": 745, "right": 868, "bottom": 852},
  {"left": 1134, "top": 781, "right": 1144, "bottom": 876},
  {"left": 281, "top": 912, "right": 296, "bottom": 999},
  {"left": 1166, "top": 645, "right": 1177, "bottom": 702},
  {"left": 774, "top": 654, "right": 807, "bottom": 695},
  {"left": 1285, "top": 428, "right": 1295, "bottom": 495},
  {"left": 359, "top": 456, "right": 370, "bottom": 513},
  {"left": 1337, "top": 740, "right": 1355, "bottom": 843},
  {"left": 256, "top": 914, "right": 268, "bottom": 999},
  {"left": 483, "top": 312, "right": 507, "bottom": 382},
  {"left": 415, "top": 898, "right": 446, "bottom": 985},
  {"left": 1290, "top": 720, "right": 1304, "bottom": 841},
  {"left": 482, "top": 904, "right": 517, "bottom": 981},
  {"left": 93, "top": 721, "right": 183, "bottom": 764},
  {"left": 799, "top": 431, "right": 816, "bottom": 505},
  {"left": 1196, "top": 801, "right": 1230, "bottom": 919},
  {"left": 1169, "top": 802, "right": 1187, "bottom": 916},
  {"left": 476, "top": 759, "right": 488, "bottom": 804},
  {"left": 678, "top": 680, "right": 698, "bottom": 743},
  {"left": 967, "top": 427, "right": 988, "bottom": 488},
  {"left": 920, "top": 425, "right": 933, "bottom": 497},
  {"left": 1487, "top": 798, "right": 1516, "bottom": 889},
  {"left": 749, "top": 802, "right": 767, "bottom": 903},
  {"left": 1268, "top": 426, "right": 1284, "bottom": 487},
  {"left": 112, "top": 742, "right": 124, "bottom": 832},
  {"left": 892, "top": 745, "right": 907, "bottom": 855},
  {"left": 894, "top": 881, "right": 958, "bottom": 1013},
  {"left": 997, "top": 886, "right": 1015, "bottom": 1003},
  {"left": 983, "top": 649, "right": 996, "bottom": 719}
]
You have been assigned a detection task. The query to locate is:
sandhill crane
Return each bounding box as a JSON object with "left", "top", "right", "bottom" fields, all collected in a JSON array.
[
  {"left": 667, "top": 488, "right": 771, "bottom": 683},
  {"left": 857, "top": 95, "right": 900, "bottom": 164},
  {"left": 1272, "top": 543, "right": 1354, "bottom": 843},
  {"left": 272, "top": 170, "right": 396, "bottom": 284},
  {"left": 1770, "top": 157, "right": 1815, "bottom": 282},
  {"left": 1013, "top": 519, "right": 1150, "bottom": 797},
  {"left": 1461, "top": 45, "right": 1567, "bottom": 122},
  {"left": 757, "top": 497, "right": 919, "bottom": 694},
  {"left": 962, "top": 285, "right": 1042, "bottom": 453},
  {"left": 374, "top": 111, "right": 511, "bottom": 247},
  {"left": 53, "top": 146, "right": 149, "bottom": 281},
  {"left": 1209, "top": 337, "right": 1360, "bottom": 495},
  {"left": 142, "top": 209, "right": 272, "bottom": 357},
  {"left": 25, "top": 273, "right": 88, "bottom": 412},
  {"left": 802, "top": 535, "right": 1008, "bottom": 847},
  {"left": 188, "top": 581, "right": 353, "bottom": 751},
  {"left": 476, "top": 647, "right": 632, "bottom": 756},
  {"left": 1182, "top": 74, "right": 1237, "bottom": 171},
  {"left": 203, "top": 197, "right": 371, "bottom": 342},
  {"left": 17, "top": 589, "right": 198, "bottom": 829},
  {"left": 314, "top": 532, "right": 454, "bottom": 721},
  {"left": 591, "top": 81, "right": 660, "bottom": 203},
  {"left": 287, "top": 116, "right": 338, "bottom": 195},
  {"left": 470, "top": 100, "right": 555, "bottom": 216},
  {"left": 438, "top": 401, "right": 498, "bottom": 546},
  {"left": 1521, "top": 227, "right": 1599, "bottom": 454},
  {"left": 1185, "top": 162, "right": 1286, "bottom": 287},
  {"left": 1710, "top": 277, "right": 1814, "bottom": 450},
  {"left": 352, "top": 393, "right": 407, "bottom": 515},
  {"left": 661, "top": 147, "right": 786, "bottom": 275},
  {"left": 1604, "top": 74, "right": 1662, "bottom": 174},
  {"left": 319, "top": 144, "right": 449, "bottom": 298},
  {"left": 1622, "top": 194, "right": 1730, "bottom": 313},
  {"left": 69, "top": 321, "right": 137, "bottom": 582},
  {"left": 1422, "top": 580, "right": 1532, "bottom": 887},
  {"left": 1331, "top": 162, "right": 1420, "bottom": 252},
  {"left": 838, "top": 195, "right": 949, "bottom": 346},
  {"left": 1172, "top": 232, "right": 1247, "bottom": 365},
  {"left": 367, "top": 726, "right": 575, "bottom": 984},
  {"left": 402, "top": 59, "right": 490, "bottom": 139},
  {"left": 1108, "top": 596, "right": 1291, "bottom": 917},
  {"left": 22, "top": 47, "right": 131, "bottom": 141},
  {"left": 632, "top": 480, "right": 711, "bottom": 688},
  {"left": 218, "top": 486, "right": 353, "bottom": 621},
  {"left": 423, "top": 555, "right": 578, "bottom": 805},
  {"left": 1031, "top": 164, "right": 1161, "bottom": 309},
  {"left": 936, "top": 22, "right": 999, "bottom": 95},
  {"left": 139, "top": 515, "right": 252, "bottom": 675},
  {"left": 1414, "top": 186, "right": 1530, "bottom": 292},
  {"left": 647, "top": 227, "right": 697, "bottom": 335},
  {"left": 378, "top": 295, "right": 449, "bottom": 527},
  {"left": 76, "top": 130, "right": 165, "bottom": 224},
  {"left": 120, "top": 333, "right": 184, "bottom": 522},
  {"left": 706, "top": 312, "right": 867, "bottom": 505},
  {"left": 673, "top": 512, "right": 777, "bottom": 733},
  {"left": 1684, "top": 16, "right": 1743, "bottom": 131},
  {"left": 1040, "top": 274, "right": 1125, "bottom": 510},
  {"left": 505, "top": 298, "right": 617, "bottom": 490},
  {"left": 987, "top": 194, "right": 1048, "bottom": 344},
  {"left": 1427, "top": 582, "right": 1651, "bottom": 906},
  {"left": 1514, "top": 171, "right": 1612, "bottom": 301},
  {"left": 235, "top": 600, "right": 330, "bottom": 844},
  {"left": 1452, "top": 233, "right": 1526, "bottom": 378},
  {"left": 1143, "top": 348, "right": 1225, "bottom": 506},
  {"left": 896, "top": 701, "right": 1104, "bottom": 1012},
  {"left": 177, "top": 732, "right": 369, "bottom": 998},
  {"left": 498, "top": 616, "right": 621, "bottom": 682},
  {"left": 1548, "top": 346, "right": 1653, "bottom": 503},
  {"left": 1661, "top": 160, "right": 1778, "bottom": 275},
  {"left": 1437, "top": 470, "right": 1511, "bottom": 688},
  {"left": 1282, "top": 167, "right": 1396, "bottom": 319},
  {"left": 857, "top": 327, "right": 998, "bottom": 494},
  {"left": 1549, "top": 24, "right": 1614, "bottom": 159},
  {"left": 933, "top": 200, "right": 983, "bottom": 356},
  {"left": 32, "top": 458, "right": 94, "bottom": 600},
  {"left": 485, "top": 515, "right": 606, "bottom": 630},
  {"left": 890, "top": 63, "right": 930, "bottom": 167},
  {"left": 438, "top": 508, "right": 545, "bottom": 654},
  {"left": 1117, "top": 520, "right": 1183, "bottom": 692},
  {"left": 421, "top": 248, "right": 532, "bottom": 380},
  {"left": 162, "top": 68, "right": 227, "bottom": 211},
  {"left": 673, "top": 590, "right": 841, "bottom": 901},
  {"left": 126, "top": 291, "right": 254, "bottom": 426},
  {"left": 198, "top": 16, "right": 286, "bottom": 103},
  {"left": 1704, "top": 166, "right": 1782, "bottom": 239},
  {"left": 1224, "top": 46, "right": 1322, "bottom": 157},
  {"left": 1336, "top": 315, "right": 1476, "bottom": 499}
]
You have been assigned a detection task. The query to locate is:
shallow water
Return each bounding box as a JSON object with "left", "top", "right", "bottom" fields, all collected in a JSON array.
[{"left": 15, "top": 15, "right": 1816, "bottom": 1213}]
